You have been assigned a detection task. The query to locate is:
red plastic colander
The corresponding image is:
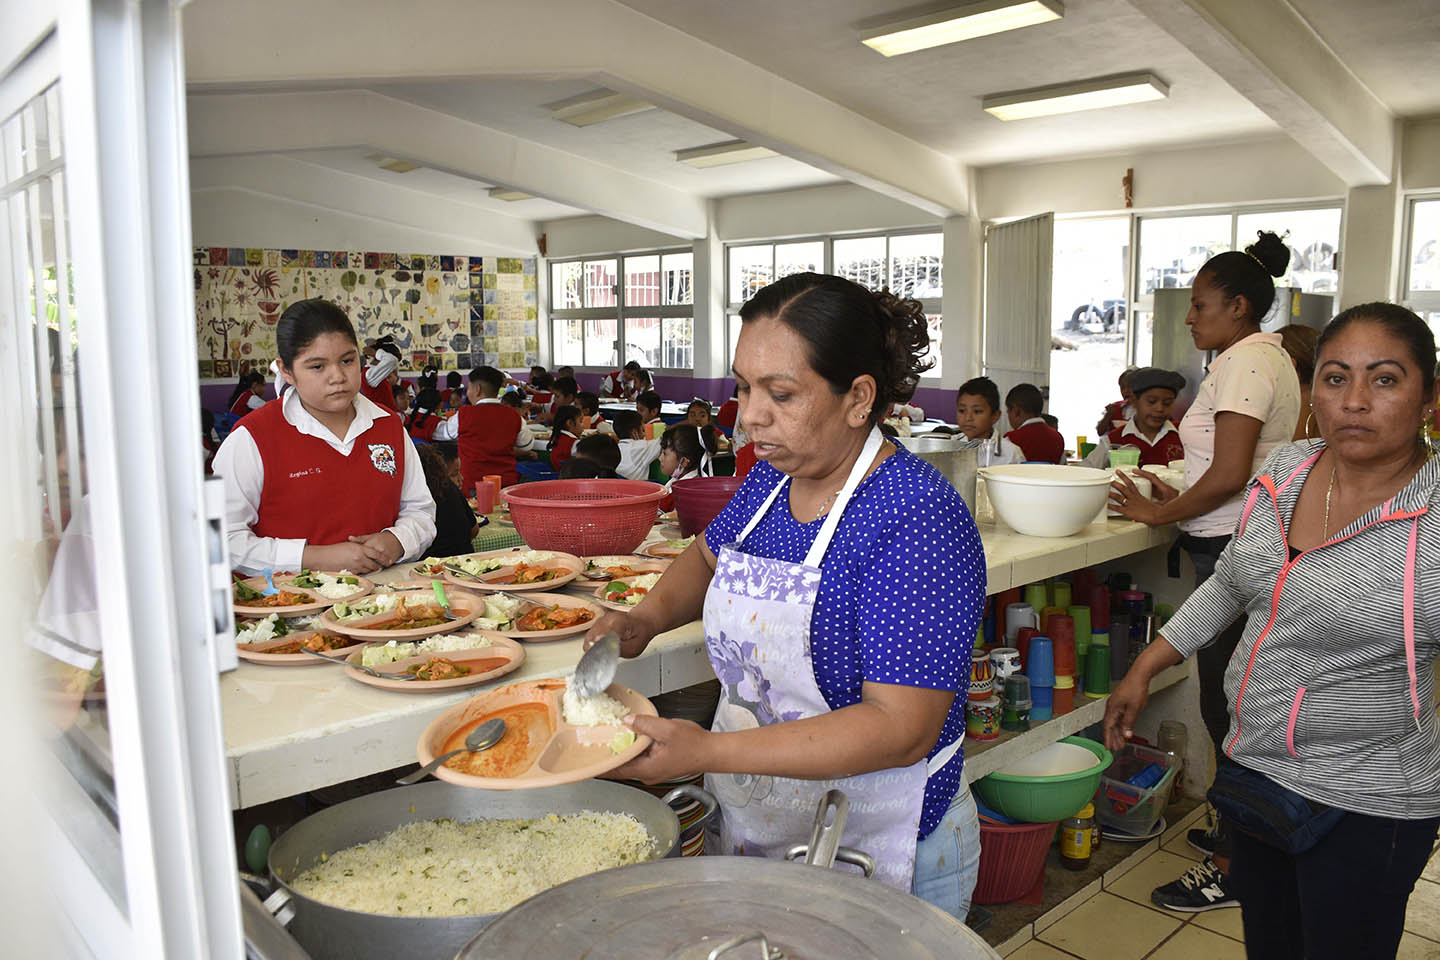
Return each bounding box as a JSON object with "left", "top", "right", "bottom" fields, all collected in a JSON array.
[
  {"left": 670, "top": 476, "right": 744, "bottom": 537},
  {"left": 501, "top": 479, "right": 665, "bottom": 555},
  {"left": 972, "top": 819, "right": 1058, "bottom": 904}
]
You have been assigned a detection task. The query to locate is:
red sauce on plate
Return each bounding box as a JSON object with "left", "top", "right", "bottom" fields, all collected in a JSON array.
[{"left": 442, "top": 701, "right": 553, "bottom": 778}]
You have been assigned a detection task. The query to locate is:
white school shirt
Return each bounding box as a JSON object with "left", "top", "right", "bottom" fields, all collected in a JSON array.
[
  {"left": 1082, "top": 419, "right": 1180, "bottom": 469},
  {"left": 212, "top": 389, "right": 437, "bottom": 574},
  {"left": 976, "top": 426, "right": 1024, "bottom": 466},
  {"left": 429, "top": 397, "right": 534, "bottom": 450},
  {"left": 618, "top": 436, "right": 663, "bottom": 482}
]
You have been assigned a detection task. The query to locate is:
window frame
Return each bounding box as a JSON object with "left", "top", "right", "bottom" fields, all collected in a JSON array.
[
  {"left": 548, "top": 246, "right": 694, "bottom": 375},
  {"left": 1402, "top": 192, "right": 1440, "bottom": 314},
  {"left": 723, "top": 228, "right": 944, "bottom": 379}
]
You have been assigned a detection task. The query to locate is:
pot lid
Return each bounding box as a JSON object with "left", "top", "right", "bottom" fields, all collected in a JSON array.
[{"left": 456, "top": 856, "right": 1001, "bottom": 960}]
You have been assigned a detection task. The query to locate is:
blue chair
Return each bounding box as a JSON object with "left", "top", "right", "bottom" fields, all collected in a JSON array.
[
  {"left": 516, "top": 461, "right": 558, "bottom": 483},
  {"left": 214, "top": 412, "right": 240, "bottom": 442}
]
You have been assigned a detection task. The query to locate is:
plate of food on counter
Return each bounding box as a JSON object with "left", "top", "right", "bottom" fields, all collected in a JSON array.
[
  {"left": 416, "top": 676, "right": 657, "bottom": 789},
  {"left": 593, "top": 572, "right": 663, "bottom": 612},
  {"left": 234, "top": 613, "right": 368, "bottom": 665},
  {"left": 579, "top": 554, "right": 672, "bottom": 581},
  {"left": 641, "top": 536, "right": 695, "bottom": 560},
  {"left": 342, "top": 630, "right": 525, "bottom": 692},
  {"left": 319, "top": 588, "right": 483, "bottom": 640},
  {"left": 231, "top": 569, "right": 373, "bottom": 615},
  {"left": 463, "top": 591, "right": 603, "bottom": 641},
  {"left": 440, "top": 548, "right": 583, "bottom": 592}
]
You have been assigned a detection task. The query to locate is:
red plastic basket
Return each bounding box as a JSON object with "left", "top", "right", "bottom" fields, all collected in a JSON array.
[
  {"left": 671, "top": 476, "right": 744, "bottom": 537},
  {"left": 501, "top": 479, "right": 665, "bottom": 555},
  {"left": 972, "top": 820, "right": 1057, "bottom": 905}
]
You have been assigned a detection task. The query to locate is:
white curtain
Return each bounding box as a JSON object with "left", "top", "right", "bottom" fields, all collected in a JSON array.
[{"left": 983, "top": 213, "right": 1054, "bottom": 402}]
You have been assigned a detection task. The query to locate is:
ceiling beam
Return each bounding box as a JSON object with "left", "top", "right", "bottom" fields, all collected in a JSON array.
[
  {"left": 188, "top": 90, "right": 708, "bottom": 238},
  {"left": 180, "top": 0, "right": 968, "bottom": 216},
  {"left": 1123, "top": 0, "right": 1394, "bottom": 186}
]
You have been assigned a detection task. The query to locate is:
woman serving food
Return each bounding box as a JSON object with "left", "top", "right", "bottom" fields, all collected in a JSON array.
[{"left": 583, "top": 273, "right": 986, "bottom": 919}]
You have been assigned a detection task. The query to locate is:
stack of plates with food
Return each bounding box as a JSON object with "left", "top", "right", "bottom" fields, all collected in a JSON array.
[
  {"left": 417, "top": 677, "right": 657, "bottom": 789},
  {"left": 232, "top": 569, "right": 374, "bottom": 616},
  {"left": 343, "top": 630, "right": 526, "bottom": 692},
  {"left": 234, "top": 612, "right": 366, "bottom": 665}
]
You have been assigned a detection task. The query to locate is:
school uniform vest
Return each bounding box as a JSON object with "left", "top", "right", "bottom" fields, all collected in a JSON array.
[
  {"left": 457, "top": 403, "right": 523, "bottom": 491},
  {"left": 550, "top": 433, "right": 577, "bottom": 471},
  {"left": 1107, "top": 424, "right": 1184, "bottom": 467},
  {"left": 360, "top": 376, "right": 396, "bottom": 411},
  {"left": 246, "top": 400, "right": 406, "bottom": 544},
  {"left": 229, "top": 392, "right": 256, "bottom": 416},
  {"left": 407, "top": 413, "right": 441, "bottom": 442},
  {"left": 1005, "top": 421, "right": 1066, "bottom": 464}
]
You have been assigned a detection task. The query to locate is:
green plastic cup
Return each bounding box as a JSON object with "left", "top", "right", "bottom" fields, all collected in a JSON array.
[{"left": 1108, "top": 447, "right": 1141, "bottom": 468}]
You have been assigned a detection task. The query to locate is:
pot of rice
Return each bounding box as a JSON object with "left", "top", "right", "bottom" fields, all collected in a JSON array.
[{"left": 257, "top": 778, "right": 715, "bottom": 960}]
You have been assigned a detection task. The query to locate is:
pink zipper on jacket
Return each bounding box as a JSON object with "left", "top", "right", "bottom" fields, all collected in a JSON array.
[{"left": 1228, "top": 453, "right": 1428, "bottom": 758}]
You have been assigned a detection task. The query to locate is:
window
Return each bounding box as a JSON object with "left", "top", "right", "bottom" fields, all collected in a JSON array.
[
  {"left": 1050, "top": 216, "right": 1131, "bottom": 450},
  {"left": 1404, "top": 197, "right": 1440, "bottom": 318},
  {"left": 549, "top": 248, "right": 693, "bottom": 371},
  {"left": 725, "top": 231, "right": 943, "bottom": 376}
]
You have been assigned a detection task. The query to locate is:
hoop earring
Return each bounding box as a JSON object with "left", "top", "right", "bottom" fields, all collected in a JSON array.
[{"left": 1305, "top": 412, "right": 1316, "bottom": 439}]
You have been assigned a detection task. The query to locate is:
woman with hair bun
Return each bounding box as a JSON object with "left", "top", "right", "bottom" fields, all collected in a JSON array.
[
  {"left": 582, "top": 273, "right": 987, "bottom": 920},
  {"left": 1110, "top": 231, "right": 1302, "bottom": 912},
  {"left": 212, "top": 299, "right": 436, "bottom": 575}
]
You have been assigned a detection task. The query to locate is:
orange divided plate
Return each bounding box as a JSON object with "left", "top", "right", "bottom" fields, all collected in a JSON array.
[{"left": 342, "top": 635, "right": 525, "bottom": 692}]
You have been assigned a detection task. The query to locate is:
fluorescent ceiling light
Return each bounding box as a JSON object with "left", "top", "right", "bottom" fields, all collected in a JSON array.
[
  {"left": 365, "top": 155, "right": 421, "bottom": 173},
  {"left": 674, "top": 140, "right": 778, "bottom": 168},
  {"left": 983, "top": 71, "right": 1168, "bottom": 120},
  {"left": 861, "top": 0, "right": 1062, "bottom": 56},
  {"left": 548, "top": 88, "right": 656, "bottom": 127},
  {"left": 488, "top": 187, "right": 534, "bottom": 202}
]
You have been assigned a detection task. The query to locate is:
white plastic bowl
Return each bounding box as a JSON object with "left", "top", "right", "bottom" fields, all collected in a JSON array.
[{"left": 979, "top": 464, "right": 1113, "bottom": 538}]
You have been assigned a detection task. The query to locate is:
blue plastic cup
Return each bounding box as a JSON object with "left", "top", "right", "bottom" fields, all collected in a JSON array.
[
  {"left": 1032, "top": 684, "right": 1054, "bottom": 709},
  {"left": 1026, "top": 636, "right": 1056, "bottom": 687},
  {"left": 1030, "top": 703, "right": 1054, "bottom": 724}
]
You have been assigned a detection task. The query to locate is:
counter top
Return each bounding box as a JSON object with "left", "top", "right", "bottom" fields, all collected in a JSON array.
[{"left": 222, "top": 517, "right": 1176, "bottom": 809}]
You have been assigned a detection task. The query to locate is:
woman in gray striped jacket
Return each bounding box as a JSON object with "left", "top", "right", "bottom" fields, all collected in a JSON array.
[{"left": 1106, "top": 302, "right": 1440, "bottom": 960}]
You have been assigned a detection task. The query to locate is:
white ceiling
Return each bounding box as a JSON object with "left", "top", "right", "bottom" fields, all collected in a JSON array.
[
  {"left": 370, "top": 76, "right": 841, "bottom": 196},
  {"left": 1287, "top": 0, "right": 1440, "bottom": 117},
  {"left": 613, "top": 0, "right": 1278, "bottom": 166}
]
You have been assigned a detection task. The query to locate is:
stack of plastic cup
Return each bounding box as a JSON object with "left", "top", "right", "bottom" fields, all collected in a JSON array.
[
  {"left": 1052, "top": 580, "right": 1073, "bottom": 610},
  {"left": 1110, "top": 615, "right": 1131, "bottom": 681},
  {"left": 1054, "top": 676, "right": 1076, "bottom": 715},
  {"left": 1074, "top": 568, "right": 1098, "bottom": 600},
  {"left": 1023, "top": 582, "right": 1048, "bottom": 615},
  {"left": 1085, "top": 638, "right": 1111, "bottom": 698},
  {"left": 1016, "top": 627, "right": 1039, "bottom": 668},
  {"left": 1069, "top": 605, "right": 1092, "bottom": 693},
  {"left": 1088, "top": 583, "right": 1110, "bottom": 631},
  {"left": 1026, "top": 636, "right": 1055, "bottom": 723},
  {"left": 1050, "top": 615, "right": 1077, "bottom": 678},
  {"left": 1002, "top": 675, "right": 1033, "bottom": 731},
  {"left": 994, "top": 588, "right": 1022, "bottom": 639},
  {"left": 1041, "top": 606, "right": 1066, "bottom": 634}
]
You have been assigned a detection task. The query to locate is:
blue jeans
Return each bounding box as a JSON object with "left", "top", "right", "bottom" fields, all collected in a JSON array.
[{"left": 912, "top": 780, "right": 981, "bottom": 922}]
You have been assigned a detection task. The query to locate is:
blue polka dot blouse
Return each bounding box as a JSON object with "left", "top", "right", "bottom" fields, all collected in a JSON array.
[{"left": 705, "top": 440, "right": 986, "bottom": 837}]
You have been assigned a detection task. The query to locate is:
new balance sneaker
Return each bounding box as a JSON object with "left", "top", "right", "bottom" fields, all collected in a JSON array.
[
  {"left": 1150, "top": 858, "right": 1238, "bottom": 912},
  {"left": 1187, "top": 822, "right": 1221, "bottom": 857}
]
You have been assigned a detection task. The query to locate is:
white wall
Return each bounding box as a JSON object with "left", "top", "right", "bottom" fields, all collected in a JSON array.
[
  {"left": 977, "top": 136, "right": 1347, "bottom": 222},
  {"left": 1403, "top": 118, "right": 1440, "bottom": 192},
  {"left": 541, "top": 215, "right": 687, "bottom": 259},
  {"left": 715, "top": 182, "right": 938, "bottom": 242}
]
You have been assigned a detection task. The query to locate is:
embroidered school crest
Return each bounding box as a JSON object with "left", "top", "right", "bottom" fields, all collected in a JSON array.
[{"left": 367, "top": 443, "right": 397, "bottom": 476}]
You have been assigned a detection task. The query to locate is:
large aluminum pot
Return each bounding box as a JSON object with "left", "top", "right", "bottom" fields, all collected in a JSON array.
[{"left": 256, "top": 779, "right": 715, "bottom": 960}]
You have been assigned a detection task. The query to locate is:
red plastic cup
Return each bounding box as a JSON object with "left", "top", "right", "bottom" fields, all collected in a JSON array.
[
  {"left": 484, "top": 475, "right": 503, "bottom": 503},
  {"left": 1049, "top": 615, "right": 1077, "bottom": 676},
  {"left": 1016, "top": 627, "right": 1039, "bottom": 669},
  {"left": 473, "top": 482, "right": 496, "bottom": 514},
  {"left": 1053, "top": 682, "right": 1076, "bottom": 715},
  {"left": 995, "top": 588, "right": 1022, "bottom": 640},
  {"left": 1088, "top": 584, "right": 1111, "bottom": 631}
]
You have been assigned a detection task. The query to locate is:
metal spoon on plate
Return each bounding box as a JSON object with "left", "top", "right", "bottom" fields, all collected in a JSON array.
[
  {"left": 396, "top": 717, "right": 507, "bottom": 784},
  {"left": 300, "top": 647, "right": 420, "bottom": 680}
]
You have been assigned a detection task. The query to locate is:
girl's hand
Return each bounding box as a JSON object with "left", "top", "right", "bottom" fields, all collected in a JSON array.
[
  {"left": 346, "top": 531, "right": 405, "bottom": 567},
  {"left": 583, "top": 610, "right": 657, "bottom": 659},
  {"left": 1109, "top": 472, "right": 1163, "bottom": 525},
  {"left": 303, "top": 541, "right": 385, "bottom": 574},
  {"left": 603, "top": 715, "right": 710, "bottom": 783},
  {"left": 1134, "top": 468, "right": 1178, "bottom": 504}
]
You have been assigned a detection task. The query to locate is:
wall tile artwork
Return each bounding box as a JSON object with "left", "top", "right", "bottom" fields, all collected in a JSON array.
[{"left": 193, "top": 247, "right": 539, "bottom": 378}]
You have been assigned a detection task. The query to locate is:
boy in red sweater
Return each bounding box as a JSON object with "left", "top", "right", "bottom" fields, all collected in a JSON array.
[{"left": 1004, "top": 383, "right": 1066, "bottom": 463}]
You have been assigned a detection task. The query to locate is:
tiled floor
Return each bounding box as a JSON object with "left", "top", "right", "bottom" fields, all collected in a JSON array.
[{"left": 1005, "top": 819, "right": 1440, "bottom": 959}]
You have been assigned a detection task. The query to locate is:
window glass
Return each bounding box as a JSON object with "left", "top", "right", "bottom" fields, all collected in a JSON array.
[
  {"left": 728, "top": 244, "right": 773, "bottom": 304},
  {"left": 1408, "top": 200, "right": 1440, "bottom": 293},
  {"left": 583, "top": 317, "right": 617, "bottom": 367},
  {"left": 1236, "top": 208, "right": 1341, "bottom": 294},
  {"left": 834, "top": 236, "right": 887, "bottom": 291},
  {"left": 624, "top": 255, "right": 660, "bottom": 309},
  {"left": 727, "top": 314, "right": 742, "bottom": 369},
  {"left": 555, "top": 318, "right": 583, "bottom": 366},
  {"left": 625, "top": 317, "right": 660, "bottom": 368},
  {"left": 889, "top": 233, "right": 943, "bottom": 298},
  {"left": 661, "top": 252, "right": 693, "bottom": 305},
  {"left": 1138, "top": 215, "right": 1231, "bottom": 295},
  {"left": 551, "top": 261, "right": 582, "bottom": 310},
  {"left": 663, "top": 317, "right": 693, "bottom": 370},
  {"left": 774, "top": 241, "right": 823, "bottom": 282},
  {"left": 924, "top": 313, "right": 943, "bottom": 379},
  {"left": 583, "top": 259, "right": 617, "bottom": 309},
  {"left": 1050, "top": 216, "right": 1131, "bottom": 450}
]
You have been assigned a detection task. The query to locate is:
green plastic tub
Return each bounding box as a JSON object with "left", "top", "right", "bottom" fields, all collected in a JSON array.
[{"left": 973, "top": 736, "right": 1113, "bottom": 823}]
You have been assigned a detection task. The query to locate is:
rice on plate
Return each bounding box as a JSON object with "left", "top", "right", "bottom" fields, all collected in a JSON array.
[
  {"left": 361, "top": 632, "right": 497, "bottom": 667},
  {"left": 290, "top": 812, "right": 652, "bottom": 917}
]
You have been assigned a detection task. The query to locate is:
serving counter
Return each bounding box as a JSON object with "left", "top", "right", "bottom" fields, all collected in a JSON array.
[{"left": 222, "top": 518, "right": 1184, "bottom": 809}]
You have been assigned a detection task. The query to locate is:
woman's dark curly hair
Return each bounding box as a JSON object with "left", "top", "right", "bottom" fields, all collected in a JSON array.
[{"left": 738, "top": 272, "right": 933, "bottom": 425}]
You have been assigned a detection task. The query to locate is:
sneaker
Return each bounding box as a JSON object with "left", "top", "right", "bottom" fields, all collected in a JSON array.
[
  {"left": 1150, "top": 858, "right": 1239, "bottom": 912},
  {"left": 1187, "top": 823, "right": 1221, "bottom": 857}
]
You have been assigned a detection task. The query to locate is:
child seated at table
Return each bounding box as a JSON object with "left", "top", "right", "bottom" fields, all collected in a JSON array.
[
  {"left": 946, "top": 376, "right": 1023, "bottom": 466},
  {"left": 658, "top": 423, "right": 716, "bottom": 512},
  {"left": 685, "top": 398, "right": 730, "bottom": 451},
  {"left": 1082, "top": 367, "right": 1186, "bottom": 468},
  {"left": 418, "top": 442, "right": 477, "bottom": 557},
  {"left": 637, "top": 389, "right": 663, "bottom": 433},
  {"left": 565, "top": 433, "right": 622, "bottom": 479},
  {"left": 540, "top": 376, "right": 578, "bottom": 425},
  {"left": 548, "top": 404, "right": 583, "bottom": 471},
  {"left": 404, "top": 387, "right": 446, "bottom": 441},
  {"left": 577, "top": 391, "right": 612, "bottom": 434},
  {"left": 1004, "top": 383, "right": 1065, "bottom": 464},
  {"left": 613, "top": 410, "right": 662, "bottom": 482}
]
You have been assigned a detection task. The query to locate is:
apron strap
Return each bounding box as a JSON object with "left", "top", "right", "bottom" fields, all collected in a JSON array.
[
  {"left": 804, "top": 427, "right": 885, "bottom": 568},
  {"left": 926, "top": 734, "right": 964, "bottom": 778}
]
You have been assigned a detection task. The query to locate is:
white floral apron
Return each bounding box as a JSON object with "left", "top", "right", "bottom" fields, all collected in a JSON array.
[{"left": 702, "top": 428, "right": 964, "bottom": 890}]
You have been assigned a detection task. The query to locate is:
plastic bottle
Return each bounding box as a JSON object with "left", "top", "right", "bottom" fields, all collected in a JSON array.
[{"left": 1060, "top": 803, "right": 1095, "bottom": 871}]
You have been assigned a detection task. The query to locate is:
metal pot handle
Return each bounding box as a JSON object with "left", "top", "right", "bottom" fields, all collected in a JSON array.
[
  {"left": 241, "top": 872, "right": 296, "bottom": 929},
  {"left": 782, "top": 843, "right": 877, "bottom": 879},
  {"left": 662, "top": 782, "right": 719, "bottom": 830},
  {"left": 703, "top": 932, "right": 783, "bottom": 960}
]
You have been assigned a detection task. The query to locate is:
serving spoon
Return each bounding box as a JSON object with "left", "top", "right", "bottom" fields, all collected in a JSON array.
[
  {"left": 396, "top": 717, "right": 507, "bottom": 785},
  {"left": 572, "top": 632, "right": 620, "bottom": 700}
]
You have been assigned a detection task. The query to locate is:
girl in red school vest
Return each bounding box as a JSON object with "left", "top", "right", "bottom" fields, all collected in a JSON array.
[
  {"left": 549, "top": 405, "right": 583, "bottom": 471},
  {"left": 211, "top": 300, "right": 436, "bottom": 575},
  {"left": 360, "top": 338, "right": 401, "bottom": 411},
  {"left": 406, "top": 387, "right": 446, "bottom": 441}
]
